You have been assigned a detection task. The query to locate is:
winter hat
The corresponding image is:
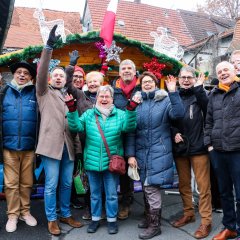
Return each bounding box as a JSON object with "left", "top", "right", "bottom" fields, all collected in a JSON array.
[
  {"left": 10, "top": 61, "right": 36, "bottom": 79},
  {"left": 128, "top": 166, "right": 140, "bottom": 181},
  {"left": 74, "top": 66, "right": 85, "bottom": 78}
]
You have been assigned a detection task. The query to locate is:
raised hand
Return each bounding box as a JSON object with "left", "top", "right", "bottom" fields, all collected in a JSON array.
[
  {"left": 65, "top": 94, "right": 77, "bottom": 112},
  {"left": 126, "top": 95, "right": 141, "bottom": 111},
  {"left": 46, "top": 25, "right": 61, "bottom": 48},
  {"left": 194, "top": 72, "right": 205, "bottom": 87},
  {"left": 69, "top": 50, "right": 80, "bottom": 66},
  {"left": 165, "top": 75, "right": 177, "bottom": 92}
]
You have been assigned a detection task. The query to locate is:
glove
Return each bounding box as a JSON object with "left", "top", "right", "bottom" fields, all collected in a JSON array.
[
  {"left": 126, "top": 99, "right": 139, "bottom": 111},
  {"left": 66, "top": 98, "right": 77, "bottom": 112},
  {"left": 69, "top": 50, "right": 80, "bottom": 66},
  {"left": 46, "top": 25, "right": 61, "bottom": 49}
]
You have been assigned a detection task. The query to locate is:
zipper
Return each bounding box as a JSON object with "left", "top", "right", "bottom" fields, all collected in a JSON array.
[
  {"left": 18, "top": 94, "right": 22, "bottom": 149},
  {"left": 190, "top": 105, "right": 193, "bottom": 119}
]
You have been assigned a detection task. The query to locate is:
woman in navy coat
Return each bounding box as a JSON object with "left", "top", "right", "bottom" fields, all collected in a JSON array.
[{"left": 125, "top": 71, "right": 184, "bottom": 239}]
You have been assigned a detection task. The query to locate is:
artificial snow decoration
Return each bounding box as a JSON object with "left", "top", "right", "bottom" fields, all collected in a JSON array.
[
  {"left": 33, "top": 58, "right": 60, "bottom": 72},
  {"left": 150, "top": 27, "right": 184, "bottom": 60},
  {"left": 33, "top": 8, "right": 66, "bottom": 45},
  {"left": 103, "top": 41, "right": 123, "bottom": 63}
]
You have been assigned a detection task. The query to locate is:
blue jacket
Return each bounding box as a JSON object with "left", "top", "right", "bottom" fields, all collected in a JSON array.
[
  {"left": 126, "top": 89, "right": 184, "bottom": 186},
  {"left": 2, "top": 84, "right": 38, "bottom": 151}
]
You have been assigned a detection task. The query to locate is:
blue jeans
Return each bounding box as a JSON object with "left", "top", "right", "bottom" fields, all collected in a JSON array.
[
  {"left": 42, "top": 145, "right": 74, "bottom": 221},
  {"left": 87, "top": 170, "right": 119, "bottom": 222},
  {"left": 210, "top": 150, "right": 240, "bottom": 235}
]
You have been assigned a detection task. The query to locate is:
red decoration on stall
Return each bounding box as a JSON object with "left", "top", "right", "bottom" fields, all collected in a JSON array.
[{"left": 143, "top": 57, "right": 166, "bottom": 79}]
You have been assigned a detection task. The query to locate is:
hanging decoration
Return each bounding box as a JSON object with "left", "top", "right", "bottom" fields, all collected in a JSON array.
[
  {"left": 103, "top": 40, "right": 123, "bottom": 64},
  {"left": 143, "top": 57, "right": 166, "bottom": 79},
  {"left": 95, "top": 41, "right": 107, "bottom": 59},
  {"left": 33, "top": 58, "right": 60, "bottom": 72},
  {"left": 150, "top": 27, "right": 184, "bottom": 61},
  {"left": 33, "top": 7, "right": 66, "bottom": 45}
]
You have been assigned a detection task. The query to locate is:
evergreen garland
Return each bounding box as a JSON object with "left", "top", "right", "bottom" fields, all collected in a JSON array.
[{"left": 0, "top": 31, "right": 183, "bottom": 75}]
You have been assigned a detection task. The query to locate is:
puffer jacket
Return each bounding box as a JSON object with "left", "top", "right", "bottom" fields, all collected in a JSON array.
[
  {"left": 125, "top": 89, "right": 184, "bottom": 186},
  {"left": 204, "top": 82, "right": 240, "bottom": 151},
  {"left": 67, "top": 107, "right": 136, "bottom": 171},
  {"left": 1, "top": 84, "right": 37, "bottom": 152}
]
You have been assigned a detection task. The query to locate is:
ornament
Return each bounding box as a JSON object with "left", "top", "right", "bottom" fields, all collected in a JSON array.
[
  {"left": 103, "top": 41, "right": 123, "bottom": 64},
  {"left": 150, "top": 27, "right": 184, "bottom": 60},
  {"left": 33, "top": 58, "right": 60, "bottom": 72},
  {"left": 33, "top": 7, "right": 66, "bottom": 44},
  {"left": 95, "top": 41, "right": 107, "bottom": 59},
  {"left": 143, "top": 57, "right": 166, "bottom": 79}
]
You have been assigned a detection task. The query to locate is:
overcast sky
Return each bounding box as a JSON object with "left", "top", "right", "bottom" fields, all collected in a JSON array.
[{"left": 14, "top": 0, "right": 205, "bottom": 13}]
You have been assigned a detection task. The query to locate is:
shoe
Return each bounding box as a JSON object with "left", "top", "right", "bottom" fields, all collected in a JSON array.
[
  {"left": 71, "top": 198, "right": 84, "bottom": 209},
  {"left": 87, "top": 221, "right": 100, "bottom": 233},
  {"left": 48, "top": 220, "right": 61, "bottom": 236},
  {"left": 138, "top": 218, "right": 149, "bottom": 229},
  {"left": 6, "top": 216, "right": 18, "bottom": 233},
  {"left": 194, "top": 224, "right": 211, "bottom": 239},
  {"left": 108, "top": 222, "right": 118, "bottom": 234},
  {"left": 19, "top": 213, "right": 37, "bottom": 226},
  {"left": 215, "top": 208, "right": 223, "bottom": 213},
  {"left": 59, "top": 216, "right": 83, "bottom": 228},
  {"left": 118, "top": 205, "right": 130, "bottom": 220},
  {"left": 212, "top": 228, "right": 237, "bottom": 240},
  {"left": 82, "top": 207, "right": 91, "bottom": 220},
  {"left": 172, "top": 215, "right": 195, "bottom": 228}
]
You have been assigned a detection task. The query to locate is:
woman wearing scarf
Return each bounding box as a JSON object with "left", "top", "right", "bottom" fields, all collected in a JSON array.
[
  {"left": 66, "top": 85, "right": 139, "bottom": 234},
  {"left": 125, "top": 71, "right": 184, "bottom": 239}
]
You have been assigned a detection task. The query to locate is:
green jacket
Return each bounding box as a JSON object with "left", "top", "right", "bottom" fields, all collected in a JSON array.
[{"left": 67, "top": 107, "right": 136, "bottom": 171}]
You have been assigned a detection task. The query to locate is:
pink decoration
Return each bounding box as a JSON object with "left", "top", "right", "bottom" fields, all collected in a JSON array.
[{"left": 95, "top": 41, "right": 107, "bottom": 59}]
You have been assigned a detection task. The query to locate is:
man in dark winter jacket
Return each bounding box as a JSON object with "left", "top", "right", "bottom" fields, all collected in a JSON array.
[
  {"left": 205, "top": 61, "right": 240, "bottom": 240},
  {"left": 0, "top": 61, "right": 38, "bottom": 233},
  {"left": 171, "top": 66, "right": 212, "bottom": 239},
  {"left": 112, "top": 59, "right": 141, "bottom": 219}
]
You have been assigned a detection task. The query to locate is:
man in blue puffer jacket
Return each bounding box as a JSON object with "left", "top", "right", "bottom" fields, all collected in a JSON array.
[{"left": 0, "top": 61, "right": 38, "bottom": 233}]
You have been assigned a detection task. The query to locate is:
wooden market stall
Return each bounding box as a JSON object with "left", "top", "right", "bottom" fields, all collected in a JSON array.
[{"left": 0, "top": 31, "right": 183, "bottom": 88}]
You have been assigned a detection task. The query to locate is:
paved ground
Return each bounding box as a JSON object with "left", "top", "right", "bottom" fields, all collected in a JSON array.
[{"left": 0, "top": 190, "right": 224, "bottom": 240}]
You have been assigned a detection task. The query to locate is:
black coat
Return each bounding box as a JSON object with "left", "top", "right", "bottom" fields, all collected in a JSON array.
[
  {"left": 204, "top": 82, "right": 240, "bottom": 151},
  {"left": 172, "top": 85, "right": 208, "bottom": 156}
]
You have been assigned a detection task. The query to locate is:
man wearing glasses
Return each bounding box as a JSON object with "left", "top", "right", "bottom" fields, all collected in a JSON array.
[
  {"left": 0, "top": 61, "right": 38, "bottom": 233},
  {"left": 171, "top": 66, "right": 212, "bottom": 239},
  {"left": 72, "top": 66, "right": 85, "bottom": 90}
]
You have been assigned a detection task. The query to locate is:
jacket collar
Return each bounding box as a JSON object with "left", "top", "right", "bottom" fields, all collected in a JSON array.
[{"left": 141, "top": 89, "right": 168, "bottom": 102}]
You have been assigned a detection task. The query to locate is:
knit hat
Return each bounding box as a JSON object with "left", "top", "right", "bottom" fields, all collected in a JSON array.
[
  {"left": 10, "top": 61, "right": 36, "bottom": 79},
  {"left": 74, "top": 66, "right": 85, "bottom": 78}
]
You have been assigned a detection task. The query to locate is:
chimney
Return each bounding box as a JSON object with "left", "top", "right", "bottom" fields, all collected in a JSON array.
[{"left": 134, "top": 0, "right": 141, "bottom": 3}]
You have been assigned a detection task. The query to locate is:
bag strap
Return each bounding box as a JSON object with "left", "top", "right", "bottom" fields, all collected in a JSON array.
[{"left": 95, "top": 114, "right": 111, "bottom": 159}]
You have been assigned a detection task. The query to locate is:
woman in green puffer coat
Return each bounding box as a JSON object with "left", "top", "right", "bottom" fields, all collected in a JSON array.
[{"left": 66, "top": 85, "right": 139, "bottom": 235}]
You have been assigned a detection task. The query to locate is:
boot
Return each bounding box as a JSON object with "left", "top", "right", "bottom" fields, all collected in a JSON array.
[
  {"left": 139, "top": 209, "right": 161, "bottom": 240},
  {"left": 138, "top": 195, "right": 150, "bottom": 229}
]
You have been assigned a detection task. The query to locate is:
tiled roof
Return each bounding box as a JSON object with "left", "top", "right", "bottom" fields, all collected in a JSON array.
[
  {"left": 179, "top": 9, "right": 234, "bottom": 42},
  {"left": 4, "top": 7, "right": 82, "bottom": 49},
  {"left": 228, "top": 18, "right": 240, "bottom": 52},
  {"left": 87, "top": 0, "right": 194, "bottom": 47}
]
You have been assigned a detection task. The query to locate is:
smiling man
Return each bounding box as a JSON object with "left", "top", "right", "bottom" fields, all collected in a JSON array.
[
  {"left": 205, "top": 61, "right": 240, "bottom": 240},
  {"left": 171, "top": 66, "right": 212, "bottom": 239},
  {"left": 111, "top": 59, "right": 141, "bottom": 220},
  {"left": 0, "top": 61, "right": 38, "bottom": 233}
]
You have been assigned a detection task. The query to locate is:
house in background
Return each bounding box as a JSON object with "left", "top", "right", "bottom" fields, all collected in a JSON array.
[{"left": 0, "top": 0, "right": 237, "bottom": 81}]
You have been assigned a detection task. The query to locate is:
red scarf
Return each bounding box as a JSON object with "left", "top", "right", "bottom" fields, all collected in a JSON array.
[{"left": 119, "top": 76, "right": 138, "bottom": 99}]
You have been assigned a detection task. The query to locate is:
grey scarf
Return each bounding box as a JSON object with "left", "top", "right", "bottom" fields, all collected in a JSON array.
[
  {"left": 95, "top": 103, "right": 114, "bottom": 121},
  {"left": 11, "top": 79, "right": 33, "bottom": 91}
]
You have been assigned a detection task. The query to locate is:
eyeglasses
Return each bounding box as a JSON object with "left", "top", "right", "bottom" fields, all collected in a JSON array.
[
  {"left": 73, "top": 75, "right": 84, "bottom": 79},
  {"left": 98, "top": 95, "right": 112, "bottom": 100},
  {"left": 15, "top": 70, "right": 30, "bottom": 76},
  {"left": 142, "top": 79, "right": 155, "bottom": 84},
  {"left": 179, "top": 76, "right": 194, "bottom": 80}
]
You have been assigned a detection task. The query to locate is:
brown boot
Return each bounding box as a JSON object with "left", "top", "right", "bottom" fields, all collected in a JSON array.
[
  {"left": 138, "top": 205, "right": 150, "bottom": 229},
  {"left": 172, "top": 215, "right": 195, "bottom": 228},
  {"left": 59, "top": 216, "right": 83, "bottom": 228},
  {"left": 48, "top": 220, "right": 61, "bottom": 235},
  {"left": 118, "top": 205, "right": 130, "bottom": 220},
  {"left": 194, "top": 224, "right": 211, "bottom": 239},
  {"left": 139, "top": 209, "right": 161, "bottom": 239}
]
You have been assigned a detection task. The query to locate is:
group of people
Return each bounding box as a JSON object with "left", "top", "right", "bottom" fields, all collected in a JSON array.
[{"left": 0, "top": 24, "right": 240, "bottom": 240}]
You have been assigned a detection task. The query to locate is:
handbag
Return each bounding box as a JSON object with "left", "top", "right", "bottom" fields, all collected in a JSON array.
[
  {"left": 73, "top": 160, "right": 89, "bottom": 194},
  {"left": 95, "top": 115, "right": 126, "bottom": 175}
]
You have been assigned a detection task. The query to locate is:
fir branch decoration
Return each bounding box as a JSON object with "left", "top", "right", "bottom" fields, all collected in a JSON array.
[{"left": 0, "top": 31, "right": 183, "bottom": 75}]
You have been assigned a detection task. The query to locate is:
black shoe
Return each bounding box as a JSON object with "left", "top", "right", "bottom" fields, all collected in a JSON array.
[
  {"left": 71, "top": 198, "right": 84, "bottom": 209},
  {"left": 108, "top": 222, "right": 118, "bottom": 234},
  {"left": 87, "top": 221, "right": 100, "bottom": 233}
]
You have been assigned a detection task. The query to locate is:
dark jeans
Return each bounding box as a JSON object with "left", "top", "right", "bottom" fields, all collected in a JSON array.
[{"left": 210, "top": 150, "right": 240, "bottom": 235}]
